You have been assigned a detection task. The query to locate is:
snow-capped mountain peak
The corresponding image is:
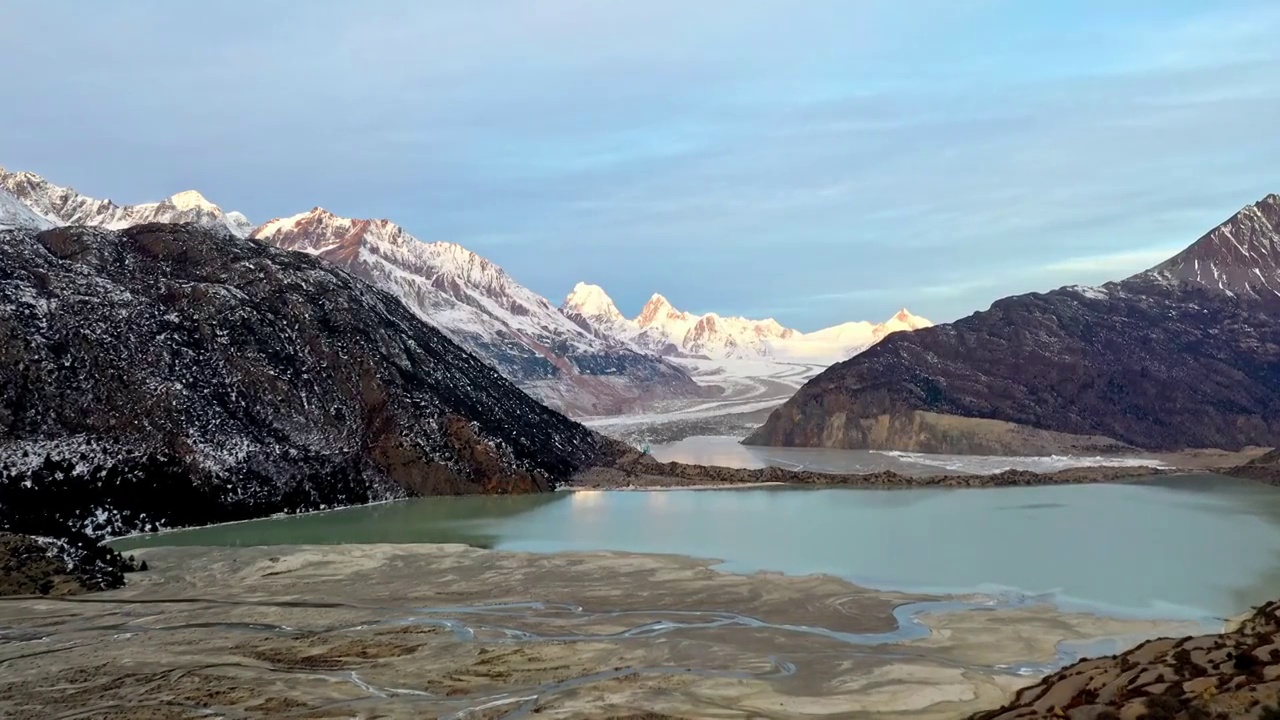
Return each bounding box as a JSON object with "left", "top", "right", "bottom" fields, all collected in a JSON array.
[
  {"left": 562, "top": 282, "right": 627, "bottom": 323},
  {"left": 1136, "top": 193, "right": 1280, "bottom": 297},
  {"left": 637, "top": 293, "right": 690, "bottom": 328},
  {"left": 0, "top": 167, "right": 253, "bottom": 238},
  {"left": 877, "top": 308, "right": 933, "bottom": 336},
  {"left": 226, "top": 211, "right": 252, "bottom": 232},
  {"left": 165, "top": 189, "right": 217, "bottom": 212}
]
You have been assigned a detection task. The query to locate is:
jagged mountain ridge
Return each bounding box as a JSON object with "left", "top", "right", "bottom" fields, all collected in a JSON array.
[
  {"left": 251, "top": 209, "right": 701, "bottom": 415},
  {"left": 0, "top": 167, "right": 253, "bottom": 238},
  {"left": 0, "top": 223, "right": 624, "bottom": 543},
  {"left": 1139, "top": 193, "right": 1280, "bottom": 297},
  {"left": 561, "top": 282, "right": 932, "bottom": 361},
  {"left": 746, "top": 193, "right": 1280, "bottom": 454}
]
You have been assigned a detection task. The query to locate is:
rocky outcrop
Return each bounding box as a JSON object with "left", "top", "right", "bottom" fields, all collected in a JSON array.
[
  {"left": 969, "top": 599, "right": 1280, "bottom": 720},
  {"left": 0, "top": 223, "right": 625, "bottom": 543},
  {"left": 747, "top": 194, "right": 1280, "bottom": 453},
  {"left": 0, "top": 533, "right": 141, "bottom": 597}
]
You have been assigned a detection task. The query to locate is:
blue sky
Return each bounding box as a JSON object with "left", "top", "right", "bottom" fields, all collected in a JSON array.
[{"left": 3, "top": 1, "right": 1278, "bottom": 329}]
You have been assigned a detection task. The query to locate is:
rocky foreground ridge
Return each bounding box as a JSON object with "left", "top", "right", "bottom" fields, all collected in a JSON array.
[
  {"left": 969, "top": 599, "right": 1280, "bottom": 720},
  {"left": 0, "top": 223, "right": 625, "bottom": 553},
  {"left": 747, "top": 194, "right": 1280, "bottom": 454}
]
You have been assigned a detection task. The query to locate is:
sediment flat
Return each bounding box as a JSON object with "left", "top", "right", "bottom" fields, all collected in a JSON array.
[{"left": 0, "top": 544, "right": 1203, "bottom": 719}]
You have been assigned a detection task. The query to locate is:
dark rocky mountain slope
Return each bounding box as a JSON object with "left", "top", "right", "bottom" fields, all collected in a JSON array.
[
  {"left": 0, "top": 223, "right": 624, "bottom": 544},
  {"left": 746, "top": 194, "right": 1280, "bottom": 453}
]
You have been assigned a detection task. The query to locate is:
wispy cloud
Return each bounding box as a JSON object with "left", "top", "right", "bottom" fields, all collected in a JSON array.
[
  {"left": 1040, "top": 248, "right": 1185, "bottom": 275},
  {"left": 0, "top": 1, "right": 1276, "bottom": 329}
]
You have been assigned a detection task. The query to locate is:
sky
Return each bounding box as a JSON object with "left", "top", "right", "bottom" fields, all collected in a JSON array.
[{"left": 2, "top": 1, "right": 1279, "bottom": 330}]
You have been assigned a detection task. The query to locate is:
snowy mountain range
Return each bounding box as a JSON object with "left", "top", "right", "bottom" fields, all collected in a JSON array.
[
  {"left": 0, "top": 166, "right": 702, "bottom": 415},
  {"left": 561, "top": 282, "right": 932, "bottom": 361},
  {"left": 2, "top": 163, "right": 927, "bottom": 416},
  {"left": 249, "top": 208, "right": 701, "bottom": 415},
  {"left": 0, "top": 167, "right": 253, "bottom": 237}
]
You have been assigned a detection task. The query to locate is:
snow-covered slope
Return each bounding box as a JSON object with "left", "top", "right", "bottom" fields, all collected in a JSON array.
[
  {"left": 0, "top": 187, "right": 51, "bottom": 231},
  {"left": 0, "top": 167, "right": 252, "bottom": 237},
  {"left": 561, "top": 284, "right": 931, "bottom": 362},
  {"left": 252, "top": 209, "right": 701, "bottom": 415}
]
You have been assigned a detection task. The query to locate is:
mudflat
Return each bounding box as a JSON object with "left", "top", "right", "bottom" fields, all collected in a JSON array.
[{"left": 0, "top": 544, "right": 1202, "bottom": 719}]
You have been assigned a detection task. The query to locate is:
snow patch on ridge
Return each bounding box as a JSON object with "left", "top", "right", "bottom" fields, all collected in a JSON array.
[{"left": 0, "top": 187, "right": 52, "bottom": 231}]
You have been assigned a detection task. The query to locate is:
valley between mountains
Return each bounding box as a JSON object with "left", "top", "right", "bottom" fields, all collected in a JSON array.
[{"left": 0, "top": 166, "right": 930, "bottom": 423}]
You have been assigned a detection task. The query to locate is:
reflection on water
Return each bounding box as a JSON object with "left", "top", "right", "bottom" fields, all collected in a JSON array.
[
  {"left": 114, "top": 493, "right": 567, "bottom": 549},
  {"left": 1148, "top": 476, "right": 1280, "bottom": 616},
  {"left": 115, "top": 476, "right": 1280, "bottom": 622}
]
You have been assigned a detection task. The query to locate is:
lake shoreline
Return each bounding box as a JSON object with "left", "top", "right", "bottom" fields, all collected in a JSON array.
[
  {"left": 102, "top": 466, "right": 1186, "bottom": 545},
  {"left": 573, "top": 459, "right": 1185, "bottom": 491}
]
